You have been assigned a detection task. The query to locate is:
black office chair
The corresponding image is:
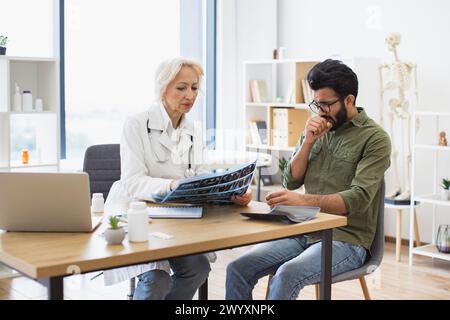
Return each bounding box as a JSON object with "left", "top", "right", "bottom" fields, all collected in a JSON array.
[{"left": 83, "top": 144, "right": 121, "bottom": 200}]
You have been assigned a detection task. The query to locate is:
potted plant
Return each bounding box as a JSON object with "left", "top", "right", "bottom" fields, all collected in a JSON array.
[
  {"left": 104, "top": 215, "right": 126, "bottom": 245},
  {"left": 0, "top": 36, "right": 8, "bottom": 55},
  {"left": 441, "top": 178, "right": 450, "bottom": 201},
  {"left": 278, "top": 157, "right": 290, "bottom": 173}
]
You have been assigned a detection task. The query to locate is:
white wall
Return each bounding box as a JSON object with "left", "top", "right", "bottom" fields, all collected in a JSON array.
[
  {"left": 181, "top": 0, "right": 204, "bottom": 123},
  {"left": 218, "top": 0, "right": 450, "bottom": 243},
  {"left": 216, "top": 0, "right": 277, "bottom": 151},
  {"left": 277, "top": 0, "right": 450, "bottom": 243}
]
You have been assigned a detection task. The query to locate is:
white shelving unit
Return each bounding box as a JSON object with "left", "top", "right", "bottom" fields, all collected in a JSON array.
[
  {"left": 409, "top": 111, "right": 450, "bottom": 264},
  {"left": 0, "top": 56, "right": 60, "bottom": 279},
  {"left": 0, "top": 56, "right": 60, "bottom": 173},
  {"left": 243, "top": 59, "right": 318, "bottom": 198}
]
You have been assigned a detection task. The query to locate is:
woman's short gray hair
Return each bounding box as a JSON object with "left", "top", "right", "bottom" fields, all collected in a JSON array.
[{"left": 154, "top": 57, "right": 204, "bottom": 102}]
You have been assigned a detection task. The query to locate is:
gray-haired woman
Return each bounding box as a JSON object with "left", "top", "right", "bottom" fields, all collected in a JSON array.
[{"left": 104, "top": 57, "right": 252, "bottom": 300}]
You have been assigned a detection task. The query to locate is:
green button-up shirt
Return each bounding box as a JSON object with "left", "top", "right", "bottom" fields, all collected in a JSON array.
[{"left": 282, "top": 108, "right": 391, "bottom": 250}]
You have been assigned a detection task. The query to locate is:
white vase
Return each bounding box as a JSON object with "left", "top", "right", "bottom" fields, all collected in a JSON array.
[
  {"left": 104, "top": 228, "right": 126, "bottom": 245},
  {"left": 440, "top": 189, "right": 450, "bottom": 201}
]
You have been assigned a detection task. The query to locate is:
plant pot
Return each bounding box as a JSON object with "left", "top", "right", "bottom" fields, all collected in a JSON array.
[
  {"left": 0, "top": 47, "right": 6, "bottom": 55},
  {"left": 104, "top": 227, "right": 126, "bottom": 245},
  {"left": 440, "top": 189, "right": 450, "bottom": 201}
]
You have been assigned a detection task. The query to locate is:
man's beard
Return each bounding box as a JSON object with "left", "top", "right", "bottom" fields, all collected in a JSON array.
[{"left": 321, "top": 102, "right": 348, "bottom": 131}]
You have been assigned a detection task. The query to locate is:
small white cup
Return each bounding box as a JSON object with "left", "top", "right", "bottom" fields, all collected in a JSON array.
[
  {"left": 35, "top": 99, "right": 43, "bottom": 111},
  {"left": 91, "top": 193, "right": 105, "bottom": 213},
  {"left": 278, "top": 47, "right": 287, "bottom": 59}
]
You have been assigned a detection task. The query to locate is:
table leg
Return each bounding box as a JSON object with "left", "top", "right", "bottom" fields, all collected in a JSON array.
[
  {"left": 413, "top": 209, "right": 421, "bottom": 247},
  {"left": 257, "top": 166, "right": 262, "bottom": 202},
  {"left": 40, "top": 276, "right": 64, "bottom": 300},
  {"left": 396, "top": 209, "right": 402, "bottom": 262},
  {"left": 319, "top": 229, "right": 332, "bottom": 300},
  {"left": 198, "top": 278, "right": 208, "bottom": 300}
]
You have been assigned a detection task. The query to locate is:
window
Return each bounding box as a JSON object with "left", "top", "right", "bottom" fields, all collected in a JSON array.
[
  {"left": 64, "top": 0, "right": 180, "bottom": 160},
  {"left": 0, "top": 0, "right": 55, "bottom": 57}
]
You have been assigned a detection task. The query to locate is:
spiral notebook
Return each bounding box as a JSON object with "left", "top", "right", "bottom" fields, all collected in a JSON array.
[{"left": 147, "top": 206, "right": 203, "bottom": 219}]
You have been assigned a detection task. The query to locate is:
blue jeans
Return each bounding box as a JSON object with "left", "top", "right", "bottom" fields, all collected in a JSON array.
[
  {"left": 226, "top": 236, "right": 367, "bottom": 300},
  {"left": 133, "top": 254, "right": 210, "bottom": 300}
]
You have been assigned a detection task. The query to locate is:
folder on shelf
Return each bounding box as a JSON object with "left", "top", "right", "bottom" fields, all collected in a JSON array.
[
  {"left": 271, "top": 108, "right": 309, "bottom": 147},
  {"left": 271, "top": 108, "right": 280, "bottom": 146},
  {"left": 287, "top": 108, "right": 309, "bottom": 146}
]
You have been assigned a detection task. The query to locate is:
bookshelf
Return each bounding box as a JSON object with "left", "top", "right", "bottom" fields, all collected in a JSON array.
[
  {"left": 244, "top": 60, "right": 319, "bottom": 198},
  {"left": 0, "top": 56, "right": 60, "bottom": 279},
  {"left": 0, "top": 56, "right": 60, "bottom": 173},
  {"left": 409, "top": 111, "right": 450, "bottom": 264}
]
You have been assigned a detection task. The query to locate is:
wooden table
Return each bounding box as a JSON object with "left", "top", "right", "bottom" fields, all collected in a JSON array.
[{"left": 0, "top": 201, "right": 346, "bottom": 300}]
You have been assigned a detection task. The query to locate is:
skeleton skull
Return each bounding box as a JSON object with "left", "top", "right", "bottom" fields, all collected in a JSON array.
[{"left": 386, "top": 32, "right": 401, "bottom": 51}]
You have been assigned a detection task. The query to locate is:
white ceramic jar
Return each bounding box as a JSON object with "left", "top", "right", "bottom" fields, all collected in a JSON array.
[
  {"left": 91, "top": 193, "right": 104, "bottom": 213},
  {"left": 127, "top": 201, "right": 148, "bottom": 242},
  {"left": 22, "top": 90, "right": 33, "bottom": 111},
  {"left": 440, "top": 189, "right": 450, "bottom": 201}
]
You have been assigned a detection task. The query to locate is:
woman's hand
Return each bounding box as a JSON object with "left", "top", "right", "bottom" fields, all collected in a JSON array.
[
  {"left": 266, "top": 189, "right": 302, "bottom": 208},
  {"left": 232, "top": 189, "right": 253, "bottom": 206},
  {"left": 169, "top": 180, "right": 178, "bottom": 191}
]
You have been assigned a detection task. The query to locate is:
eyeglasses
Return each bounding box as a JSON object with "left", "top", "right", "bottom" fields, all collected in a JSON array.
[{"left": 308, "top": 98, "right": 341, "bottom": 114}]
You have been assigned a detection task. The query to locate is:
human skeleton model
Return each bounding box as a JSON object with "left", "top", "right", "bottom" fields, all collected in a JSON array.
[{"left": 379, "top": 33, "right": 418, "bottom": 201}]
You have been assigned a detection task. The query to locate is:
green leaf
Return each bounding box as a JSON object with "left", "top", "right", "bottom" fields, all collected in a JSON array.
[
  {"left": 0, "top": 35, "right": 8, "bottom": 47},
  {"left": 278, "top": 156, "right": 292, "bottom": 173},
  {"left": 108, "top": 215, "right": 121, "bottom": 229}
]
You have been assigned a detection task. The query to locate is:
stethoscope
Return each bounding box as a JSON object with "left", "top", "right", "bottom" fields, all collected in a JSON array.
[{"left": 147, "top": 120, "right": 195, "bottom": 178}]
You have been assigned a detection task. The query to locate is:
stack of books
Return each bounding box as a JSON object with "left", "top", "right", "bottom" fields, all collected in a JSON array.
[
  {"left": 249, "top": 80, "right": 270, "bottom": 103},
  {"left": 248, "top": 120, "right": 268, "bottom": 145}
]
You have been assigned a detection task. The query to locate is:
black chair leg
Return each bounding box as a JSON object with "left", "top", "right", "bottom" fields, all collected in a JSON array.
[
  {"left": 198, "top": 278, "right": 208, "bottom": 300},
  {"left": 127, "top": 277, "right": 136, "bottom": 300}
]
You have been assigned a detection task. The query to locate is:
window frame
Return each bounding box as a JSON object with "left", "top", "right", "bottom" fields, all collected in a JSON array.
[{"left": 58, "top": 0, "right": 217, "bottom": 159}]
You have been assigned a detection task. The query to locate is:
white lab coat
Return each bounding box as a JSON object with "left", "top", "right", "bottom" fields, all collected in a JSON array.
[{"left": 103, "top": 102, "right": 209, "bottom": 286}]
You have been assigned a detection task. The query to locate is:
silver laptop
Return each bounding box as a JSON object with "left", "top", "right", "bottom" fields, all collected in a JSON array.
[{"left": 0, "top": 172, "right": 102, "bottom": 232}]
